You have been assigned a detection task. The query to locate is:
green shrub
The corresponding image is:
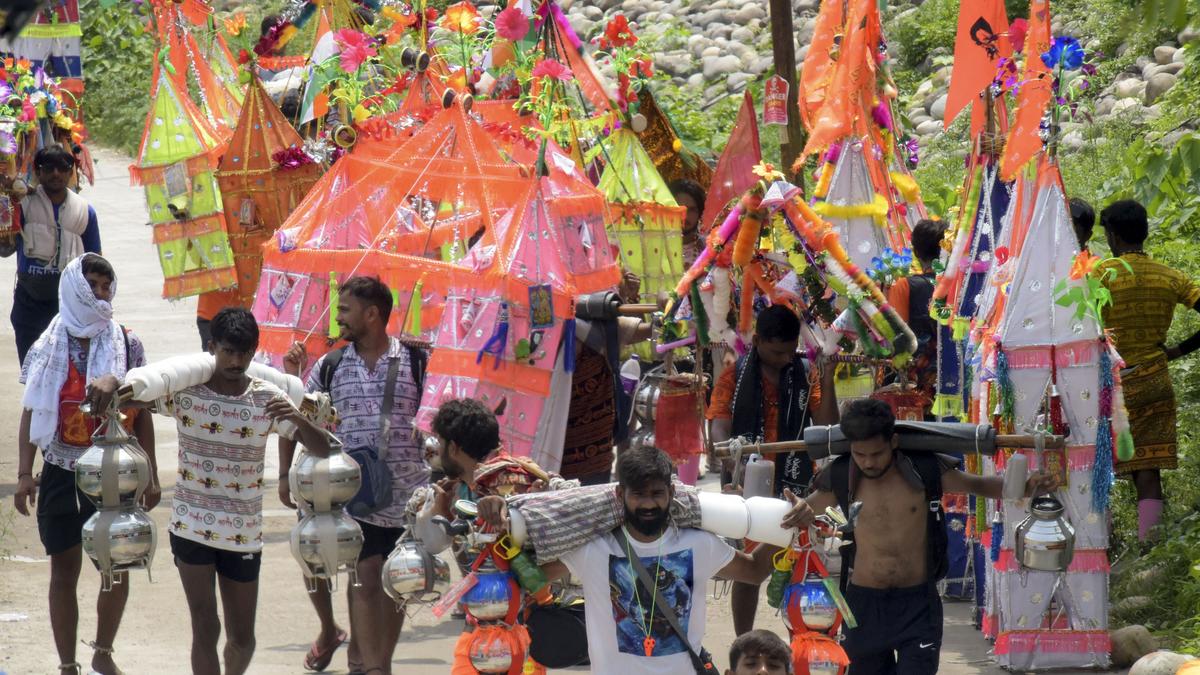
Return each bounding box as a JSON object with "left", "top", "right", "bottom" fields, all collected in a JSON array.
[{"left": 889, "top": 0, "right": 958, "bottom": 70}]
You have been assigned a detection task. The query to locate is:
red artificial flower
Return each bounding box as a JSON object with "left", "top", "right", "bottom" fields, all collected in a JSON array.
[
  {"left": 334, "top": 28, "right": 377, "bottom": 73},
  {"left": 531, "top": 59, "right": 573, "bottom": 82},
  {"left": 629, "top": 58, "right": 653, "bottom": 78},
  {"left": 1008, "top": 19, "right": 1028, "bottom": 54},
  {"left": 237, "top": 49, "right": 252, "bottom": 65},
  {"left": 441, "top": 1, "right": 480, "bottom": 35},
  {"left": 603, "top": 15, "right": 638, "bottom": 49},
  {"left": 495, "top": 6, "right": 529, "bottom": 42}
]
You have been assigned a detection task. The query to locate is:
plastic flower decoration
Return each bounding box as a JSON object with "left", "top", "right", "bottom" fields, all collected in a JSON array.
[
  {"left": 441, "top": 2, "right": 480, "bottom": 35},
  {"left": 1068, "top": 249, "right": 1100, "bottom": 280},
  {"left": 600, "top": 15, "right": 638, "bottom": 49},
  {"left": 752, "top": 162, "right": 784, "bottom": 182},
  {"left": 1041, "top": 36, "right": 1086, "bottom": 71},
  {"left": 0, "top": 130, "right": 16, "bottom": 155},
  {"left": 381, "top": 7, "right": 417, "bottom": 45},
  {"left": 334, "top": 29, "right": 377, "bottom": 73},
  {"left": 1007, "top": 19, "right": 1028, "bottom": 54},
  {"left": 495, "top": 6, "right": 529, "bottom": 42},
  {"left": 531, "top": 59, "right": 573, "bottom": 82},
  {"left": 222, "top": 12, "right": 246, "bottom": 37}
]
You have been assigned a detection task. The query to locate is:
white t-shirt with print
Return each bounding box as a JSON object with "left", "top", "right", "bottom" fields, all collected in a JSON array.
[
  {"left": 559, "top": 525, "right": 735, "bottom": 675},
  {"left": 161, "top": 378, "right": 293, "bottom": 553}
]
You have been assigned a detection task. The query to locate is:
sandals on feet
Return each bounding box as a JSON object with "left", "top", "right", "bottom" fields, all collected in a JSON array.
[
  {"left": 58, "top": 664, "right": 81, "bottom": 674},
  {"left": 303, "top": 630, "right": 349, "bottom": 672}
]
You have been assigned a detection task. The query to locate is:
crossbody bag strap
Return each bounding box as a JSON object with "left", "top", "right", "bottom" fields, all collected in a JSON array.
[
  {"left": 611, "top": 527, "right": 710, "bottom": 672},
  {"left": 378, "top": 355, "right": 401, "bottom": 443}
]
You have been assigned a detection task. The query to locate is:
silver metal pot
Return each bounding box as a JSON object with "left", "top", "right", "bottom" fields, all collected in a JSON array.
[
  {"left": 75, "top": 413, "right": 151, "bottom": 507},
  {"left": 628, "top": 428, "right": 658, "bottom": 453},
  {"left": 381, "top": 540, "right": 451, "bottom": 605},
  {"left": 291, "top": 448, "right": 362, "bottom": 511},
  {"left": 291, "top": 512, "right": 364, "bottom": 581},
  {"left": 82, "top": 508, "right": 156, "bottom": 589},
  {"left": 633, "top": 373, "right": 663, "bottom": 424},
  {"left": 1014, "top": 495, "right": 1076, "bottom": 572}
]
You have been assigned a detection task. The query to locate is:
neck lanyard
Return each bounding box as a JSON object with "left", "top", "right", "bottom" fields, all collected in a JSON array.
[{"left": 622, "top": 525, "right": 665, "bottom": 656}]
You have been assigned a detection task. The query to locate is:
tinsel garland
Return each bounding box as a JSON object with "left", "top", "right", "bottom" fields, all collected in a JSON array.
[
  {"left": 1092, "top": 341, "right": 1115, "bottom": 513},
  {"left": 990, "top": 514, "right": 1003, "bottom": 562},
  {"left": 994, "top": 345, "right": 1016, "bottom": 425}
]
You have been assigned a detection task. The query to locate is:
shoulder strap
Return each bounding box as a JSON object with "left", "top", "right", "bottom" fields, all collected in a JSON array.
[
  {"left": 318, "top": 347, "right": 347, "bottom": 393},
  {"left": 906, "top": 452, "right": 949, "bottom": 582},
  {"left": 405, "top": 342, "right": 427, "bottom": 395},
  {"left": 121, "top": 325, "right": 130, "bottom": 366},
  {"left": 611, "top": 527, "right": 713, "bottom": 672},
  {"left": 379, "top": 355, "right": 401, "bottom": 442},
  {"left": 829, "top": 455, "right": 854, "bottom": 592}
]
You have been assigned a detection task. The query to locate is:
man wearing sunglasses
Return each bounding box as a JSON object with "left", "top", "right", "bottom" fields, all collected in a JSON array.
[{"left": 0, "top": 144, "right": 101, "bottom": 366}]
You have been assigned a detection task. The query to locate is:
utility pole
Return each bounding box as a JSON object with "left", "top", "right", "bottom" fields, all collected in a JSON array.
[{"left": 768, "top": 0, "right": 808, "bottom": 181}]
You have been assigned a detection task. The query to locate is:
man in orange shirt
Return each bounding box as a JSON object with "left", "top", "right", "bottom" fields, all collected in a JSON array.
[{"left": 707, "top": 303, "right": 838, "bottom": 634}]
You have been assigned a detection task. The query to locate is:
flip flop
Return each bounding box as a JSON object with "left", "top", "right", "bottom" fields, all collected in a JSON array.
[{"left": 303, "top": 630, "right": 348, "bottom": 672}]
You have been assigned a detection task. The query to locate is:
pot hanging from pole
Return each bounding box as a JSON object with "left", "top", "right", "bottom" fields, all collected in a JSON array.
[{"left": 1014, "top": 495, "right": 1076, "bottom": 572}]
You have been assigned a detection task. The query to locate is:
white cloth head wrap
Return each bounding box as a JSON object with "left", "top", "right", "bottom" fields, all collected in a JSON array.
[{"left": 21, "top": 254, "right": 127, "bottom": 448}]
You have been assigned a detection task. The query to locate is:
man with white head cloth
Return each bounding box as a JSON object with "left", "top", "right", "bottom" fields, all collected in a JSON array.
[{"left": 12, "top": 253, "right": 160, "bottom": 675}]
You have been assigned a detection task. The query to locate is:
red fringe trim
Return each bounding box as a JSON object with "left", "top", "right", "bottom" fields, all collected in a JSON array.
[
  {"left": 994, "top": 629, "right": 1110, "bottom": 655},
  {"left": 992, "top": 548, "right": 1110, "bottom": 573}
]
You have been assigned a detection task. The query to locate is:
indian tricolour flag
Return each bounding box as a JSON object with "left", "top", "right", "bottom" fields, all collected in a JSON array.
[{"left": 299, "top": 10, "right": 339, "bottom": 124}]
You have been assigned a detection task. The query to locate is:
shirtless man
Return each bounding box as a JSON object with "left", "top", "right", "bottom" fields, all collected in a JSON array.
[{"left": 783, "top": 399, "right": 1056, "bottom": 674}]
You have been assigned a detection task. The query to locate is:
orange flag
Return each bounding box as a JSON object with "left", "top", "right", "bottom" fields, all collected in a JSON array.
[
  {"left": 800, "top": 0, "right": 877, "bottom": 160},
  {"left": 700, "top": 91, "right": 762, "bottom": 231},
  {"left": 999, "top": 0, "right": 1052, "bottom": 181},
  {"left": 798, "top": 0, "right": 846, "bottom": 130},
  {"left": 944, "top": 0, "right": 1012, "bottom": 129}
]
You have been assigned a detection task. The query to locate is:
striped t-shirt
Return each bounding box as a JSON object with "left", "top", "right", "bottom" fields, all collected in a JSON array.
[
  {"left": 307, "top": 337, "right": 428, "bottom": 529},
  {"left": 162, "top": 378, "right": 292, "bottom": 553}
]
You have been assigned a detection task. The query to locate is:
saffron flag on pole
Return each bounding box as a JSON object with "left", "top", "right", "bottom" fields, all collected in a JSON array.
[
  {"left": 944, "top": 0, "right": 1012, "bottom": 129},
  {"left": 700, "top": 91, "right": 762, "bottom": 232},
  {"left": 999, "top": 0, "right": 1053, "bottom": 181}
]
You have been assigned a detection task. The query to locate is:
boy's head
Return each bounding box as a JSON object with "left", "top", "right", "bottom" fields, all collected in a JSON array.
[
  {"left": 1100, "top": 199, "right": 1149, "bottom": 249},
  {"left": 337, "top": 276, "right": 393, "bottom": 344},
  {"left": 910, "top": 218, "right": 946, "bottom": 264},
  {"left": 753, "top": 304, "right": 801, "bottom": 371},
  {"left": 841, "top": 398, "right": 898, "bottom": 479},
  {"left": 727, "top": 629, "right": 792, "bottom": 675},
  {"left": 1069, "top": 198, "right": 1095, "bottom": 250},
  {"left": 209, "top": 307, "right": 259, "bottom": 383},
  {"left": 616, "top": 447, "right": 675, "bottom": 537},
  {"left": 431, "top": 398, "right": 501, "bottom": 480},
  {"left": 79, "top": 253, "right": 115, "bottom": 302}
]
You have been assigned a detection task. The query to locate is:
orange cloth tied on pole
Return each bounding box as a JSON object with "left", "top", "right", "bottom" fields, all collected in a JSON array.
[{"left": 999, "top": 0, "right": 1053, "bottom": 181}]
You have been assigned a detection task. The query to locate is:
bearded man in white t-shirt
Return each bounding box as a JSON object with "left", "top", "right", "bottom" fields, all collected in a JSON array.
[{"left": 488, "top": 447, "right": 783, "bottom": 674}]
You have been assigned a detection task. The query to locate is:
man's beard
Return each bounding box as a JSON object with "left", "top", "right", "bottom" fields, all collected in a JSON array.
[
  {"left": 440, "top": 452, "right": 465, "bottom": 480},
  {"left": 857, "top": 453, "right": 896, "bottom": 480},
  {"left": 625, "top": 504, "right": 670, "bottom": 537}
]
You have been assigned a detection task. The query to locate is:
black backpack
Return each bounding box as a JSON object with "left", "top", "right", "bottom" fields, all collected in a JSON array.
[
  {"left": 317, "top": 341, "right": 428, "bottom": 395},
  {"left": 828, "top": 451, "right": 949, "bottom": 591},
  {"left": 906, "top": 273, "right": 938, "bottom": 353}
]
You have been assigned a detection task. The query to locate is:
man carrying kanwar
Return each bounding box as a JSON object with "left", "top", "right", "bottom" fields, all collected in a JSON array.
[
  {"left": 13, "top": 253, "right": 158, "bottom": 675},
  {"left": 784, "top": 399, "right": 1058, "bottom": 674}
]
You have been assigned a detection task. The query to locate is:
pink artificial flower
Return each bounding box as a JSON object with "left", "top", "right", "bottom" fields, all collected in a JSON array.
[
  {"left": 20, "top": 99, "right": 35, "bottom": 122},
  {"left": 531, "top": 59, "right": 573, "bottom": 82},
  {"left": 334, "top": 28, "right": 377, "bottom": 73},
  {"left": 1008, "top": 19, "right": 1028, "bottom": 54},
  {"left": 495, "top": 6, "right": 529, "bottom": 42}
]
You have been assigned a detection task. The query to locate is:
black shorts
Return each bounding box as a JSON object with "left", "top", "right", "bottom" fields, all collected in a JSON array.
[
  {"left": 37, "top": 462, "right": 96, "bottom": 556},
  {"left": 843, "top": 583, "right": 943, "bottom": 675},
  {"left": 169, "top": 533, "right": 262, "bottom": 583},
  {"left": 356, "top": 519, "right": 404, "bottom": 561}
]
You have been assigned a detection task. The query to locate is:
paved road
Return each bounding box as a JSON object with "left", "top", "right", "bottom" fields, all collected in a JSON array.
[{"left": 0, "top": 148, "right": 1024, "bottom": 674}]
